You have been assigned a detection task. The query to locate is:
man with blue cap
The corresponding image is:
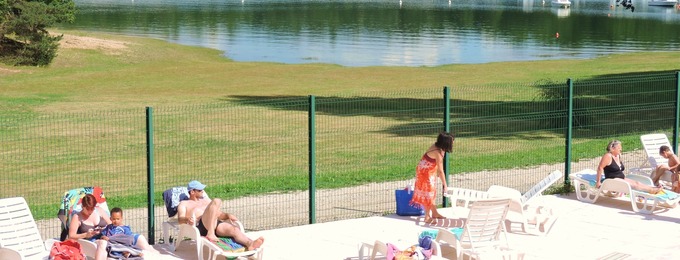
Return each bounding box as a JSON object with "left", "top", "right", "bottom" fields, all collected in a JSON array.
[{"left": 177, "top": 180, "right": 264, "bottom": 251}]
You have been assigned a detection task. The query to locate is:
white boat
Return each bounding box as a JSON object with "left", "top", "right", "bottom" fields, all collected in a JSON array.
[
  {"left": 648, "top": 0, "right": 678, "bottom": 6},
  {"left": 551, "top": 0, "right": 571, "bottom": 8},
  {"left": 554, "top": 7, "right": 571, "bottom": 17}
]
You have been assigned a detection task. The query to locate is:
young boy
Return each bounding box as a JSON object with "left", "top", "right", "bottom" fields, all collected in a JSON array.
[
  {"left": 101, "top": 207, "right": 159, "bottom": 257},
  {"left": 654, "top": 145, "right": 680, "bottom": 192}
]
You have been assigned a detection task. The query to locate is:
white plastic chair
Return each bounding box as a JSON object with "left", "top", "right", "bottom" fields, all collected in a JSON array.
[
  {"left": 434, "top": 198, "right": 522, "bottom": 260},
  {"left": 161, "top": 186, "right": 207, "bottom": 258},
  {"left": 0, "top": 197, "right": 57, "bottom": 260},
  {"left": 445, "top": 170, "right": 562, "bottom": 235},
  {"left": 640, "top": 133, "right": 675, "bottom": 185}
]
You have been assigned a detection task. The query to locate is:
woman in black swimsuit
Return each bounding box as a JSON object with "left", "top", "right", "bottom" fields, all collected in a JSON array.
[
  {"left": 596, "top": 140, "right": 662, "bottom": 194},
  {"left": 68, "top": 194, "right": 111, "bottom": 260}
]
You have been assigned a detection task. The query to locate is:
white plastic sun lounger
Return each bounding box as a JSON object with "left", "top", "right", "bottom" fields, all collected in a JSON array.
[
  {"left": 639, "top": 133, "right": 675, "bottom": 185},
  {"left": 0, "top": 197, "right": 58, "bottom": 260},
  {"left": 445, "top": 170, "right": 562, "bottom": 235},
  {"left": 434, "top": 198, "right": 524, "bottom": 260},
  {"left": 570, "top": 169, "right": 680, "bottom": 214}
]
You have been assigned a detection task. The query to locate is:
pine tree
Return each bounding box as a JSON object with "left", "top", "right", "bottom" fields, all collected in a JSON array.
[{"left": 0, "top": 0, "right": 76, "bottom": 66}]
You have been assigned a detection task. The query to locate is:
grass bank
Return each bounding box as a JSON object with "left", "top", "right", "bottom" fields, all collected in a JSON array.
[
  {"left": 3, "top": 30, "right": 680, "bottom": 109},
  {"left": 2, "top": 30, "right": 680, "bottom": 219}
]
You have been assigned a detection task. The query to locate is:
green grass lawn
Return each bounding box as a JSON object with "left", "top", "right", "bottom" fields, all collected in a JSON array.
[
  {"left": 2, "top": 30, "right": 680, "bottom": 219},
  {"left": 3, "top": 30, "right": 680, "bottom": 108}
]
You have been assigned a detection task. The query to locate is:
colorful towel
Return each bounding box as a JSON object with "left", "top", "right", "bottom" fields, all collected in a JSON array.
[
  {"left": 639, "top": 189, "right": 679, "bottom": 200},
  {"left": 212, "top": 237, "right": 245, "bottom": 253},
  {"left": 418, "top": 228, "right": 464, "bottom": 240},
  {"left": 58, "top": 187, "right": 109, "bottom": 229},
  {"left": 576, "top": 173, "right": 604, "bottom": 187}
]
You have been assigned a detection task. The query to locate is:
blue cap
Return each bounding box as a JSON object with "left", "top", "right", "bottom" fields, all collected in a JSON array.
[{"left": 188, "top": 180, "right": 207, "bottom": 191}]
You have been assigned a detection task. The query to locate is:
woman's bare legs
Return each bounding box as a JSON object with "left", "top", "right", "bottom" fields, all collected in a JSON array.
[
  {"left": 424, "top": 205, "right": 435, "bottom": 223},
  {"left": 626, "top": 179, "right": 661, "bottom": 194},
  {"left": 431, "top": 206, "right": 445, "bottom": 219},
  {"left": 94, "top": 240, "right": 108, "bottom": 260},
  {"left": 136, "top": 235, "right": 160, "bottom": 254}
]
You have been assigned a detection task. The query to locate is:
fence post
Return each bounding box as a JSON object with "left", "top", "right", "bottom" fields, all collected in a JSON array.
[
  {"left": 564, "top": 79, "right": 574, "bottom": 185},
  {"left": 443, "top": 86, "right": 451, "bottom": 207},
  {"left": 674, "top": 72, "right": 680, "bottom": 152},
  {"left": 308, "top": 95, "right": 316, "bottom": 224},
  {"left": 145, "top": 107, "right": 155, "bottom": 244}
]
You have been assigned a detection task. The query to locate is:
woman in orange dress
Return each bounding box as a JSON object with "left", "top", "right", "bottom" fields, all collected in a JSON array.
[{"left": 410, "top": 132, "right": 454, "bottom": 224}]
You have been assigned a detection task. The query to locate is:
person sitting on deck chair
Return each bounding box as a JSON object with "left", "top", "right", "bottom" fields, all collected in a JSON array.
[
  {"left": 596, "top": 140, "right": 662, "bottom": 194},
  {"left": 653, "top": 145, "right": 680, "bottom": 192},
  {"left": 176, "top": 180, "right": 264, "bottom": 251}
]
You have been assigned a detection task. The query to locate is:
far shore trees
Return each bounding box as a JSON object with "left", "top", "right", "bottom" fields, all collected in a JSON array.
[{"left": 0, "top": 0, "right": 76, "bottom": 66}]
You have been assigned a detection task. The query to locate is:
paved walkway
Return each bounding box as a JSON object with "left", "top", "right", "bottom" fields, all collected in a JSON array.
[{"left": 149, "top": 192, "right": 680, "bottom": 260}]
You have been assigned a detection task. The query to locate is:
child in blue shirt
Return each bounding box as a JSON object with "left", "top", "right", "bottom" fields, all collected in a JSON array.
[
  {"left": 101, "top": 207, "right": 159, "bottom": 257},
  {"left": 101, "top": 207, "right": 140, "bottom": 244}
]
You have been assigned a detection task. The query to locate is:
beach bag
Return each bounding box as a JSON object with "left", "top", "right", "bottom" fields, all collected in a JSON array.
[
  {"left": 395, "top": 189, "right": 424, "bottom": 216},
  {"left": 50, "top": 239, "right": 85, "bottom": 260}
]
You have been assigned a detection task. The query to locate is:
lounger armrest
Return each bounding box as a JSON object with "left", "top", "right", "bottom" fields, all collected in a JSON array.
[
  {"left": 431, "top": 239, "right": 443, "bottom": 257},
  {"left": 487, "top": 185, "right": 522, "bottom": 200},
  {"left": 44, "top": 238, "right": 58, "bottom": 251},
  {"left": 231, "top": 220, "right": 245, "bottom": 232},
  {"left": 444, "top": 188, "right": 491, "bottom": 208},
  {"left": 78, "top": 239, "right": 98, "bottom": 258},
  {"left": 487, "top": 186, "right": 525, "bottom": 213},
  {"left": 0, "top": 247, "right": 21, "bottom": 260}
]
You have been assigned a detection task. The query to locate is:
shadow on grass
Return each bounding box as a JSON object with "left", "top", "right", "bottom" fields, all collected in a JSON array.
[{"left": 225, "top": 70, "right": 679, "bottom": 139}]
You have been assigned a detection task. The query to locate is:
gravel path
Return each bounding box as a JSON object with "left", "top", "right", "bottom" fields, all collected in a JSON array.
[{"left": 36, "top": 150, "right": 649, "bottom": 241}]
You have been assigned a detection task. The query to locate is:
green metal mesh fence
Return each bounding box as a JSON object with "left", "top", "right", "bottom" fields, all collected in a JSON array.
[
  {"left": 314, "top": 89, "right": 444, "bottom": 222},
  {"left": 451, "top": 81, "right": 569, "bottom": 193},
  {"left": 570, "top": 72, "right": 677, "bottom": 173},
  {"left": 0, "top": 108, "right": 148, "bottom": 240},
  {"left": 2, "top": 71, "right": 678, "bottom": 242},
  {"left": 153, "top": 99, "right": 310, "bottom": 232}
]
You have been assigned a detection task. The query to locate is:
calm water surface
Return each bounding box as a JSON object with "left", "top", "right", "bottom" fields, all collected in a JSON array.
[{"left": 58, "top": 0, "right": 680, "bottom": 66}]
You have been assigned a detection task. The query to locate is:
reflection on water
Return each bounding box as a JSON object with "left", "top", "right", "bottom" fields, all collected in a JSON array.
[
  {"left": 55, "top": 0, "right": 680, "bottom": 67},
  {"left": 554, "top": 6, "right": 571, "bottom": 17}
]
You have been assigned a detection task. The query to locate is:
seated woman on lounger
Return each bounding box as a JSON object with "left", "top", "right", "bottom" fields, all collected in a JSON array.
[
  {"left": 68, "top": 194, "right": 112, "bottom": 260},
  {"left": 596, "top": 140, "right": 663, "bottom": 194},
  {"left": 69, "top": 194, "right": 157, "bottom": 260}
]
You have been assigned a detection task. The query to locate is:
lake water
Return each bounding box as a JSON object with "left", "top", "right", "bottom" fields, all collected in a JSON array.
[{"left": 57, "top": 0, "right": 680, "bottom": 67}]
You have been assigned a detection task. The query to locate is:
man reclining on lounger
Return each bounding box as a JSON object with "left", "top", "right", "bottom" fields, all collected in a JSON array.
[{"left": 177, "top": 180, "right": 264, "bottom": 251}]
